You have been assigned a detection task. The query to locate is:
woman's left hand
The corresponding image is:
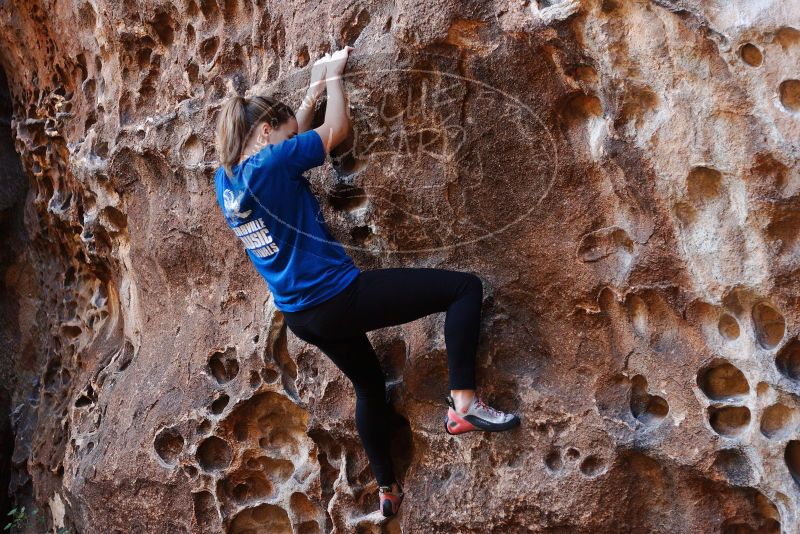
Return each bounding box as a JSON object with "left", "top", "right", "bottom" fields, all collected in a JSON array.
[{"left": 309, "top": 53, "right": 329, "bottom": 96}]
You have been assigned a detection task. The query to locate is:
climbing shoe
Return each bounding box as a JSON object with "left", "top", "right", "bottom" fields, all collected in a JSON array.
[
  {"left": 378, "top": 482, "right": 404, "bottom": 517},
  {"left": 444, "top": 393, "right": 521, "bottom": 435}
]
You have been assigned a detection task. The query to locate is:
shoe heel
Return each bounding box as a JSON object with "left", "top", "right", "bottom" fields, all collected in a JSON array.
[{"left": 445, "top": 408, "right": 477, "bottom": 435}]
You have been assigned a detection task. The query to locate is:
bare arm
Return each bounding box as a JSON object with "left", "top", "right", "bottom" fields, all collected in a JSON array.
[
  {"left": 313, "top": 46, "right": 354, "bottom": 154},
  {"left": 296, "top": 59, "right": 326, "bottom": 133},
  {"left": 313, "top": 76, "right": 349, "bottom": 154}
]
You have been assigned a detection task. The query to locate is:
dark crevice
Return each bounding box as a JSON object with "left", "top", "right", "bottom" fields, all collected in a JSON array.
[{"left": 0, "top": 63, "right": 31, "bottom": 524}]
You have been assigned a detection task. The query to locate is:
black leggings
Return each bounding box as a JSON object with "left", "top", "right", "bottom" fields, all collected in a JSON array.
[{"left": 282, "top": 267, "right": 483, "bottom": 486}]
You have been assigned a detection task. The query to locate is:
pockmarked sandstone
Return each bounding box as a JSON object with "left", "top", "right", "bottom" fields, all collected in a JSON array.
[{"left": 0, "top": 0, "right": 798, "bottom": 532}]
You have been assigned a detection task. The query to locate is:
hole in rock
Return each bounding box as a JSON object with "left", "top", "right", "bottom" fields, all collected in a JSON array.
[
  {"left": 229, "top": 503, "right": 291, "bottom": 534},
  {"left": 776, "top": 338, "right": 800, "bottom": 380},
  {"left": 187, "top": 62, "right": 199, "bottom": 83},
  {"left": 708, "top": 405, "right": 751, "bottom": 437},
  {"left": 199, "top": 0, "right": 219, "bottom": 21},
  {"left": 296, "top": 45, "right": 309, "bottom": 67},
  {"left": 211, "top": 393, "right": 229, "bottom": 415},
  {"left": 594, "top": 373, "right": 633, "bottom": 422},
  {"left": 580, "top": 455, "right": 605, "bottom": 477},
  {"left": 246, "top": 458, "right": 259, "bottom": 469},
  {"left": 618, "top": 85, "right": 658, "bottom": 129},
  {"left": 351, "top": 225, "right": 372, "bottom": 244},
  {"left": 332, "top": 151, "right": 366, "bottom": 175},
  {"left": 234, "top": 420, "right": 249, "bottom": 442},
  {"left": 673, "top": 201, "right": 697, "bottom": 225},
  {"left": 118, "top": 340, "right": 135, "bottom": 371},
  {"left": 761, "top": 403, "right": 794, "bottom": 439},
  {"left": 785, "top": 440, "right": 800, "bottom": 485},
  {"left": 149, "top": 10, "right": 175, "bottom": 46},
  {"left": 297, "top": 521, "right": 321, "bottom": 534},
  {"left": 739, "top": 43, "right": 763, "bottom": 67},
  {"left": 766, "top": 204, "right": 800, "bottom": 254},
  {"left": 74, "top": 394, "right": 92, "bottom": 408},
  {"left": 227, "top": 391, "right": 307, "bottom": 460},
  {"left": 718, "top": 313, "right": 740, "bottom": 341},
  {"left": 208, "top": 348, "right": 239, "bottom": 384},
  {"left": 100, "top": 206, "right": 127, "bottom": 232},
  {"left": 262, "top": 457, "right": 295, "bottom": 483},
  {"left": 713, "top": 448, "right": 755, "bottom": 486},
  {"left": 74, "top": 384, "right": 95, "bottom": 407},
  {"left": 61, "top": 325, "right": 82, "bottom": 339},
  {"left": 544, "top": 449, "right": 563, "bottom": 473},
  {"left": 224, "top": 472, "right": 273, "bottom": 504},
  {"left": 630, "top": 375, "right": 669, "bottom": 425},
  {"left": 290, "top": 491, "right": 321, "bottom": 526},
  {"left": 722, "top": 520, "right": 781, "bottom": 534},
  {"left": 563, "top": 92, "right": 602, "bottom": 123},
  {"left": 154, "top": 427, "right": 184, "bottom": 465},
  {"left": 273, "top": 327, "right": 298, "bottom": 399},
  {"left": 197, "top": 419, "right": 212, "bottom": 435},
  {"left": 78, "top": 2, "right": 97, "bottom": 28},
  {"left": 341, "top": 8, "right": 370, "bottom": 47},
  {"left": 697, "top": 359, "right": 749, "bottom": 401},
  {"left": 577, "top": 226, "right": 633, "bottom": 262},
  {"left": 199, "top": 36, "right": 219, "bottom": 64},
  {"left": 627, "top": 294, "right": 648, "bottom": 337},
  {"left": 328, "top": 183, "right": 368, "bottom": 211},
  {"left": 572, "top": 64, "right": 598, "bottom": 83},
  {"left": 565, "top": 447, "right": 580, "bottom": 461},
  {"left": 779, "top": 80, "right": 800, "bottom": 112},
  {"left": 774, "top": 26, "right": 800, "bottom": 48},
  {"left": 752, "top": 302, "right": 785, "bottom": 350},
  {"left": 196, "top": 435, "right": 232, "bottom": 471},
  {"left": 249, "top": 370, "right": 261, "bottom": 388},
  {"left": 222, "top": 0, "right": 246, "bottom": 21},
  {"left": 181, "top": 134, "right": 204, "bottom": 165},
  {"left": 136, "top": 47, "right": 152, "bottom": 69},
  {"left": 261, "top": 367, "right": 279, "bottom": 383},
  {"left": 687, "top": 166, "right": 722, "bottom": 202}
]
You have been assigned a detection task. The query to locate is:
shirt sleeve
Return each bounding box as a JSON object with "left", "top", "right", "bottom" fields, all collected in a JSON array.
[{"left": 266, "top": 129, "right": 326, "bottom": 178}]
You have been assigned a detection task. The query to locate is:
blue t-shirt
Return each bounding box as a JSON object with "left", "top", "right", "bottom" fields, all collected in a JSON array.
[{"left": 214, "top": 129, "right": 361, "bottom": 312}]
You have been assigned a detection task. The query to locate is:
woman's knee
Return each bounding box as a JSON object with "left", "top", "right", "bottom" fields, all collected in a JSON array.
[
  {"left": 462, "top": 272, "right": 483, "bottom": 296},
  {"left": 349, "top": 365, "right": 387, "bottom": 401},
  {"left": 353, "top": 381, "right": 387, "bottom": 402}
]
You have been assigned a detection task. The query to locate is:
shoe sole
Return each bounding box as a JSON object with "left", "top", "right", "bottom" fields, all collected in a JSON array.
[
  {"left": 381, "top": 495, "right": 403, "bottom": 517},
  {"left": 445, "top": 409, "right": 521, "bottom": 435},
  {"left": 382, "top": 499, "right": 394, "bottom": 517}
]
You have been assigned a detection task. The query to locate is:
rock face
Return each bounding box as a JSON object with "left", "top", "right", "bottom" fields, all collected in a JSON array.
[{"left": 0, "top": 0, "right": 798, "bottom": 532}]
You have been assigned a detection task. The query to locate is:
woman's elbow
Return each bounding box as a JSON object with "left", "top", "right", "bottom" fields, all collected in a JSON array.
[{"left": 316, "top": 124, "right": 349, "bottom": 154}]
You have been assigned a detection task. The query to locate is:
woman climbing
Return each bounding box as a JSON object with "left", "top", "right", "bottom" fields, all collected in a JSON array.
[{"left": 213, "top": 46, "right": 521, "bottom": 518}]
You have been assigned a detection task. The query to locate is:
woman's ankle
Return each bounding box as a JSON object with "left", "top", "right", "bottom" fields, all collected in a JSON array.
[
  {"left": 450, "top": 389, "right": 475, "bottom": 413},
  {"left": 380, "top": 481, "right": 401, "bottom": 492}
]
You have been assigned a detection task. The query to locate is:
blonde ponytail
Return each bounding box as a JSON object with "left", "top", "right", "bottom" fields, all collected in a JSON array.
[{"left": 215, "top": 94, "right": 296, "bottom": 179}]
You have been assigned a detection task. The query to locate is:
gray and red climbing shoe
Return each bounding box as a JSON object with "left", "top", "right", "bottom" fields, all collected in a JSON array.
[
  {"left": 378, "top": 483, "right": 404, "bottom": 517},
  {"left": 444, "top": 394, "right": 521, "bottom": 435}
]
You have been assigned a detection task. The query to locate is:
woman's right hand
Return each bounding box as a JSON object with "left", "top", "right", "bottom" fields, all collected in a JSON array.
[{"left": 322, "top": 46, "right": 355, "bottom": 80}]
